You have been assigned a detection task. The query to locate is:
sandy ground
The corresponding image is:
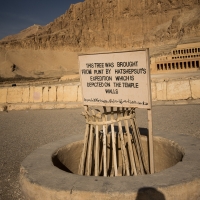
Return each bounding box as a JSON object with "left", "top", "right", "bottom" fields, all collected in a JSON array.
[{"left": 0, "top": 105, "right": 200, "bottom": 200}]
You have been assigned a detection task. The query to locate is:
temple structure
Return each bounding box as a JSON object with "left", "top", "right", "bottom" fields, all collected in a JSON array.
[{"left": 150, "top": 42, "right": 200, "bottom": 74}]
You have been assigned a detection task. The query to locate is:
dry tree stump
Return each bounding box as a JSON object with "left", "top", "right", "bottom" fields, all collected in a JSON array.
[{"left": 78, "top": 106, "right": 149, "bottom": 177}]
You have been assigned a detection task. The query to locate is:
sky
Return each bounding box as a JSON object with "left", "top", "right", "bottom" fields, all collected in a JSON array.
[{"left": 0, "top": 0, "right": 83, "bottom": 40}]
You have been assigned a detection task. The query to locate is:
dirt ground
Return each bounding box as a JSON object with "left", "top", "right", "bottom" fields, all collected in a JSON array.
[{"left": 0, "top": 104, "right": 200, "bottom": 200}]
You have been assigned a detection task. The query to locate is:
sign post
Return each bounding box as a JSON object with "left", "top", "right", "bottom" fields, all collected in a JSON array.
[{"left": 78, "top": 49, "right": 154, "bottom": 176}]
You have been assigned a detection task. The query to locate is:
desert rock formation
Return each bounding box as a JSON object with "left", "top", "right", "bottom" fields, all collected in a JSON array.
[{"left": 0, "top": 0, "right": 200, "bottom": 80}]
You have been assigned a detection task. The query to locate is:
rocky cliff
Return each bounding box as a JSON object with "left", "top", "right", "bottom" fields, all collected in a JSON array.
[
  {"left": 1, "top": 0, "right": 200, "bottom": 51},
  {"left": 0, "top": 0, "right": 200, "bottom": 80}
]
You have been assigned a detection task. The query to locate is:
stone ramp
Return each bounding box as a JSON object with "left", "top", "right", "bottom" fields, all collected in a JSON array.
[
  {"left": 149, "top": 37, "right": 200, "bottom": 57},
  {"left": 179, "top": 37, "right": 200, "bottom": 45},
  {"left": 149, "top": 44, "right": 177, "bottom": 56}
]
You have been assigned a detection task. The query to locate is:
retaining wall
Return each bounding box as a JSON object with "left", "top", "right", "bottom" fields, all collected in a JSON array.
[
  {"left": 0, "top": 78, "right": 200, "bottom": 111},
  {"left": 0, "top": 83, "right": 82, "bottom": 111},
  {"left": 151, "top": 78, "right": 200, "bottom": 101}
]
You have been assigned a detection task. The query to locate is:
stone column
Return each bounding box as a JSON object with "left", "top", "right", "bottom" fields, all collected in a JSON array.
[
  {"left": 176, "top": 62, "right": 178, "bottom": 69},
  {"left": 172, "top": 63, "right": 175, "bottom": 70},
  {"left": 181, "top": 62, "right": 183, "bottom": 69},
  {"left": 186, "top": 61, "right": 188, "bottom": 69},
  {"left": 169, "top": 63, "right": 172, "bottom": 70},
  {"left": 164, "top": 63, "right": 167, "bottom": 70},
  {"left": 194, "top": 61, "right": 196, "bottom": 68}
]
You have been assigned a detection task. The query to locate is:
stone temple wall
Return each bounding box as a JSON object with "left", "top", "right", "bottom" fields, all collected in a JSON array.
[{"left": 151, "top": 42, "right": 200, "bottom": 74}]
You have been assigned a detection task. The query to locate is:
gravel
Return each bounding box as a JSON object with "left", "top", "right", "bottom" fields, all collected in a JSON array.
[{"left": 0, "top": 105, "right": 200, "bottom": 200}]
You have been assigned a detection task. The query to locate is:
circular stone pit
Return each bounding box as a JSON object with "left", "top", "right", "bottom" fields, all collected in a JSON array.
[
  {"left": 52, "top": 135, "right": 184, "bottom": 176},
  {"left": 20, "top": 131, "right": 200, "bottom": 200}
]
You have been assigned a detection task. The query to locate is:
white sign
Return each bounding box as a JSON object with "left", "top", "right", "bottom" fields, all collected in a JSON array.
[{"left": 79, "top": 50, "right": 151, "bottom": 109}]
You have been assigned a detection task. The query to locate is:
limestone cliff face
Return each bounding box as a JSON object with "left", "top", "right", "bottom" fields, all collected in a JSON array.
[
  {"left": 1, "top": 0, "right": 200, "bottom": 51},
  {"left": 0, "top": 0, "right": 200, "bottom": 80}
]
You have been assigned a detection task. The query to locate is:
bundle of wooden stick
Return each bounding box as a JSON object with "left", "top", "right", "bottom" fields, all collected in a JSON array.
[{"left": 78, "top": 106, "right": 149, "bottom": 177}]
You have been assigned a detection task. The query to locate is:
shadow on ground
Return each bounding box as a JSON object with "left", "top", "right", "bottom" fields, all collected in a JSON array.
[{"left": 136, "top": 187, "right": 165, "bottom": 200}]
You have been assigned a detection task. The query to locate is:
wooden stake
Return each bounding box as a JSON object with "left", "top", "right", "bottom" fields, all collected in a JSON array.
[
  {"left": 86, "top": 124, "right": 94, "bottom": 176},
  {"left": 111, "top": 107, "right": 118, "bottom": 176},
  {"left": 133, "top": 118, "right": 149, "bottom": 174},
  {"left": 130, "top": 119, "right": 144, "bottom": 175},
  {"left": 95, "top": 123, "right": 99, "bottom": 176},
  {"left": 99, "top": 131, "right": 103, "bottom": 176},
  {"left": 148, "top": 109, "right": 154, "bottom": 174},
  {"left": 95, "top": 126, "right": 99, "bottom": 176},
  {"left": 131, "top": 140, "right": 140, "bottom": 174},
  {"left": 78, "top": 123, "right": 89, "bottom": 175},
  {"left": 124, "top": 109, "right": 137, "bottom": 176},
  {"left": 102, "top": 110, "right": 107, "bottom": 177},
  {"left": 117, "top": 108, "right": 130, "bottom": 176},
  {"left": 78, "top": 106, "right": 89, "bottom": 175},
  {"left": 90, "top": 110, "right": 100, "bottom": 177}
]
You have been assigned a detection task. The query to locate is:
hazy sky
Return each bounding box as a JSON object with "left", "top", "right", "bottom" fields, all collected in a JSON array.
[{"left": 0, "top": 0, "right": 84, "bottom": 40}]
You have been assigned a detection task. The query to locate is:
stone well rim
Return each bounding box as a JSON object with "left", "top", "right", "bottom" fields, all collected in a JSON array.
[{"left": 20, "top": 131, "right": 200, "bottom": 197}]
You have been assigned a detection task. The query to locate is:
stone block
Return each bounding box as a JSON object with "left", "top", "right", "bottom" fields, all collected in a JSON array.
[
  {"left": 0, "top": 88, "right": 7, "bottom": 103},
  {"left": 7, "top": 87, "right": 22, "bottom": 103},
  {"left": 151, "top": 82, "right": 157, "bottom": 101},
  {"left": 63, "top": 85, "right": 78, "bottom": 102},
  {"left": 22, "top": 87, "right": 30, "bottom": 103},
  {"left": 43, "top": 87, "right": 49, "bottom": 102},
  {"left": 57, "top": 85, "right": 64, "bottom": 102},
  {"left": 167, "top": 80, "right": 191, "bottom": 100},
  {"left": 54, "top": 103, "right": 66, "bottom": 109},
  {"left": 29, "top": 87, "right": 34, "bottom": 103},
  {"left": 48, "top": 86, "right": 57, "bottom": 102},
  {"left": 30, "top": 103, "right": 42, "bottom": 110},
  {"left": 156, "top": 82, "right": 167, "bottom": 100},
  {"left": 190, "top": 79, "right": 200, "bottom": 99},
  {"left": 29, "top": 87, "right": 43, "bottom": 103},
  {"left": 42, "top": 103, "right": 55, "bottom": 110},
  {"left": 33, "top": 87, "right": 43, "bottom": 103},
  {"left": 77, "top": 85, "right": 83, "bottom": 102},
  {"left": 8, "top": 104, "right": 30, "bottom": 111}
]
